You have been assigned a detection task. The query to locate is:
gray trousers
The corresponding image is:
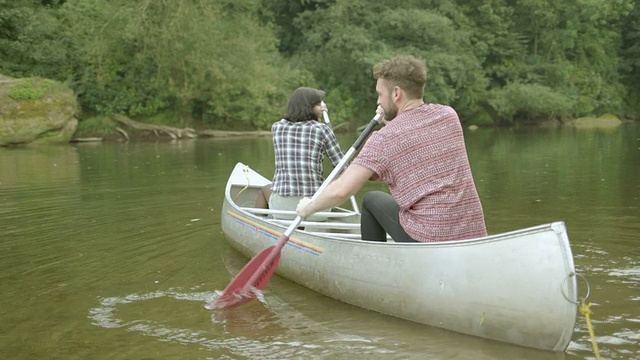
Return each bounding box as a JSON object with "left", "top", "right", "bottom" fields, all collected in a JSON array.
[{"left": 361, "top": 191, "right": 418, "bottom": 242}]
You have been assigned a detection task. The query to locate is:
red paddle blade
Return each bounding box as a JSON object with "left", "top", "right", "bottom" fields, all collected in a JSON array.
[
  {"left": 205, "top": 246, "right": 281, "bottom": 310},
  {"left": 252, "top": 251, "right": 281, "bottom": 291}
]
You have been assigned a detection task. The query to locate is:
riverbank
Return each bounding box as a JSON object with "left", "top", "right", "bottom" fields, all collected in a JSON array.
[
  {"left": 72, "top": 129, "right": 273, "bottom": 143},
  {"left": 72, "top": 114, "right": 273, "bottom": 143},
  {"left": 70, "top": 112, "right": 634, "bottom": 144}
]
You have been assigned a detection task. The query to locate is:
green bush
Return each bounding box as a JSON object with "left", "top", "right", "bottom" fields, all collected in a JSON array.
[
  {"left": 75, "top": 116, "right": 116, "bottom": 136},
  {"left": 488, "top": 83, "right": 573, "bottom": 124}
]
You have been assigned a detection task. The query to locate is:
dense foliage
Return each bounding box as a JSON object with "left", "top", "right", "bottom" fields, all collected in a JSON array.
[{"left": 1, "top": 0, "right": 637, "bottom": 128}]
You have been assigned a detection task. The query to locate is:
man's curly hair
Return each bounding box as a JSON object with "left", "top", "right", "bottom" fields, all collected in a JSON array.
[{"left": 372, "top": 55, "right": 427, "bottom": 99}]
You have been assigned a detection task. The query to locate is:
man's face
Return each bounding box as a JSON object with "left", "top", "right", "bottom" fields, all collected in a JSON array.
[{"left": 375, "top": 78, "right": 398, "bottom": 121}]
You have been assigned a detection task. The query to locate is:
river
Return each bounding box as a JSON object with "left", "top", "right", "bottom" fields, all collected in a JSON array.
[{"left": 0, "top": 123, "right": 638, "bottom": 359}]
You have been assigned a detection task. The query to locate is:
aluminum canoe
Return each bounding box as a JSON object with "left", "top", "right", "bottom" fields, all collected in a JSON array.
[{"left": 219, "top": 162, "right": 578, "bottom": 351}]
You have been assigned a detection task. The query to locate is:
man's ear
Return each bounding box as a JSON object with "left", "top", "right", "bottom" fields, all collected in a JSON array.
[{"left": 393, "top": 86, "right": 401, "bottom": 101}]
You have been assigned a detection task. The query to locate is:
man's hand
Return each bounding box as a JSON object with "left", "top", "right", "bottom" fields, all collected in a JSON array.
[
  {"left": 296, "top": 197, "right": 313, "bottom": 219},
  {"left": 376, "top": 105, "right": 389, "bottom": 125}
]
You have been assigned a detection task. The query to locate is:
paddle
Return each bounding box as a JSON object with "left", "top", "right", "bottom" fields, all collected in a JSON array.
[
  {"left": 206, "top": 111, "right": 382, "bottom": 310},
  {"left": 321, "top": 102, "right": 360, "bottom": 214}
]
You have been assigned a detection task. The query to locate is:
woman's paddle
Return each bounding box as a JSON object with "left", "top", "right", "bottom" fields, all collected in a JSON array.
[
  {"left": 206, "top": 112, "right": 382, "bottom": 310},
  {"left": 321, "top": 102, "right": 361, "bottom": 214}
]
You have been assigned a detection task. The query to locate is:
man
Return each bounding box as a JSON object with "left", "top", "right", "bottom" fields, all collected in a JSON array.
[{"left": 297, "top": 55, "right": 487, "bottom": 242}]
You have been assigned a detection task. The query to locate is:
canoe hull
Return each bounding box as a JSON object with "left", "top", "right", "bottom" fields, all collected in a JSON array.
[{"left": 220, "top": 163, "right": 578, "bottom": 351}]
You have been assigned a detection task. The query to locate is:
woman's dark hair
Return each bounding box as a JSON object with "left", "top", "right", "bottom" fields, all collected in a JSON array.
[{"left": 283, "top": 87, "right": 325, "bottom": 122}]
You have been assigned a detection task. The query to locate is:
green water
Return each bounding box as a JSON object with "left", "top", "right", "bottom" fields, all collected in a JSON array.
[{"left": 0, "top": 124, "right": 638, "bottom": 359}]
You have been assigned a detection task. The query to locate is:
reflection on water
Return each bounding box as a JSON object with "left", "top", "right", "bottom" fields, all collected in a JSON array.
[
  {"left": 87, "top": 276, "right": 564, "bottom": 359},
  {"left": 0, "top": 124, "right": 639, "bottom": 359},
  {"left": 87, "top": 285, "right": 405, "bottom": 358}
]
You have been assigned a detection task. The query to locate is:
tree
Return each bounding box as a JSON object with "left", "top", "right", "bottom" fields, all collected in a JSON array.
[
  {"left": 504, "top": 0, "right": 631, "bottom": 118},
  {"left": 619, "top": 2, "right": 640, "bottom": 118},
  {"left": 0, "top": 0, "right": 69, "bottom": 80},
  {"left": 61, "top": 0, "right": 296, "bottom": 128},
  {"left": 269, "top": 0, "right": 488, "bottom": 123}
]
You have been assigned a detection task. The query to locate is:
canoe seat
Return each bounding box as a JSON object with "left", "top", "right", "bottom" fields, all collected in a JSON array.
[
  {"left": 240, "top": 207, "right": 358, "bottom": 219},
  {"left": 240, "top": 207, "right": 360, "bottom": 235}
]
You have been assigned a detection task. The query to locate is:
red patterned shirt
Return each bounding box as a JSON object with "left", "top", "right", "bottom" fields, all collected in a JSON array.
[{"left": 353, "top": 103, "right": 487, "bottom": 242}]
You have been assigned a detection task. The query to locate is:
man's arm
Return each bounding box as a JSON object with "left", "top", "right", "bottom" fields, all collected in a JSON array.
[{"left": 297, "top": 164, "right": 374, "bottom": 218}]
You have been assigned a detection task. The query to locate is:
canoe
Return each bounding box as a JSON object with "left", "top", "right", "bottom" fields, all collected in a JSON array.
[{"left": 219, "top": 162, "right": 579, "bottom": 352}]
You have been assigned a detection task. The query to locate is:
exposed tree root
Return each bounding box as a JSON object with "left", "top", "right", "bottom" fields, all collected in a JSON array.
[
  {"left": 115, "top": 126, "right": 129, "bottom": 141},
  {"left": 112, "top": 114, "right": 197, "bottom": 139}
]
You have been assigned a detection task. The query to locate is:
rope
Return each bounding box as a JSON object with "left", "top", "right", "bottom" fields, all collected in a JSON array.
[
  {"left": 233, "top": 167, "right": 251, "bottom": 203},
  {"left": 579, "top": 299, "right": 601, "bottom": 359},
  {"left": 562, "top": 273, "right": 600, "bottom": 358}
]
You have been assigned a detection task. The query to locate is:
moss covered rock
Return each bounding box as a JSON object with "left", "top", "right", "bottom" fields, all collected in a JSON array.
[
  {"left": 0, "top": 75, "right": 78, "bottom": 146},
  {"left": 571, "top": 114, "right": 622, "bottom": 128}
]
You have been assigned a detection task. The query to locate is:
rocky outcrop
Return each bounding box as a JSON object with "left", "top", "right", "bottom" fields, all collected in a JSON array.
[
  {"left": 0, "top": 75, "right": 78, "bottom": 146},
  {"left": 570, "top": 113, "right": 622, "bottom": 128}
]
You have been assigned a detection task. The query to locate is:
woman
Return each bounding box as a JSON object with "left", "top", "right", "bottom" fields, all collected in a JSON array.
[{"left": 258, "top": 87, "right": 343, "bottom": 220}]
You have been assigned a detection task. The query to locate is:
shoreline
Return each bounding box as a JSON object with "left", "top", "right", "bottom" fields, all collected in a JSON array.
[{"left": 71, "top": 129, "right": 273, "bottom": 143}]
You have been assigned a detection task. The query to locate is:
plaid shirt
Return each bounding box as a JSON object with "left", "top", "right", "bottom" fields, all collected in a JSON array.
[{"left": 271, "top": 119, "right": 343, "bottom": 196}]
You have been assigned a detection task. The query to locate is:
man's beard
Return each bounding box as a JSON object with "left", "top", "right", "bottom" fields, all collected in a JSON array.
[{"left": 384, "top": 100, "right": 398, "bottom": 121}]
